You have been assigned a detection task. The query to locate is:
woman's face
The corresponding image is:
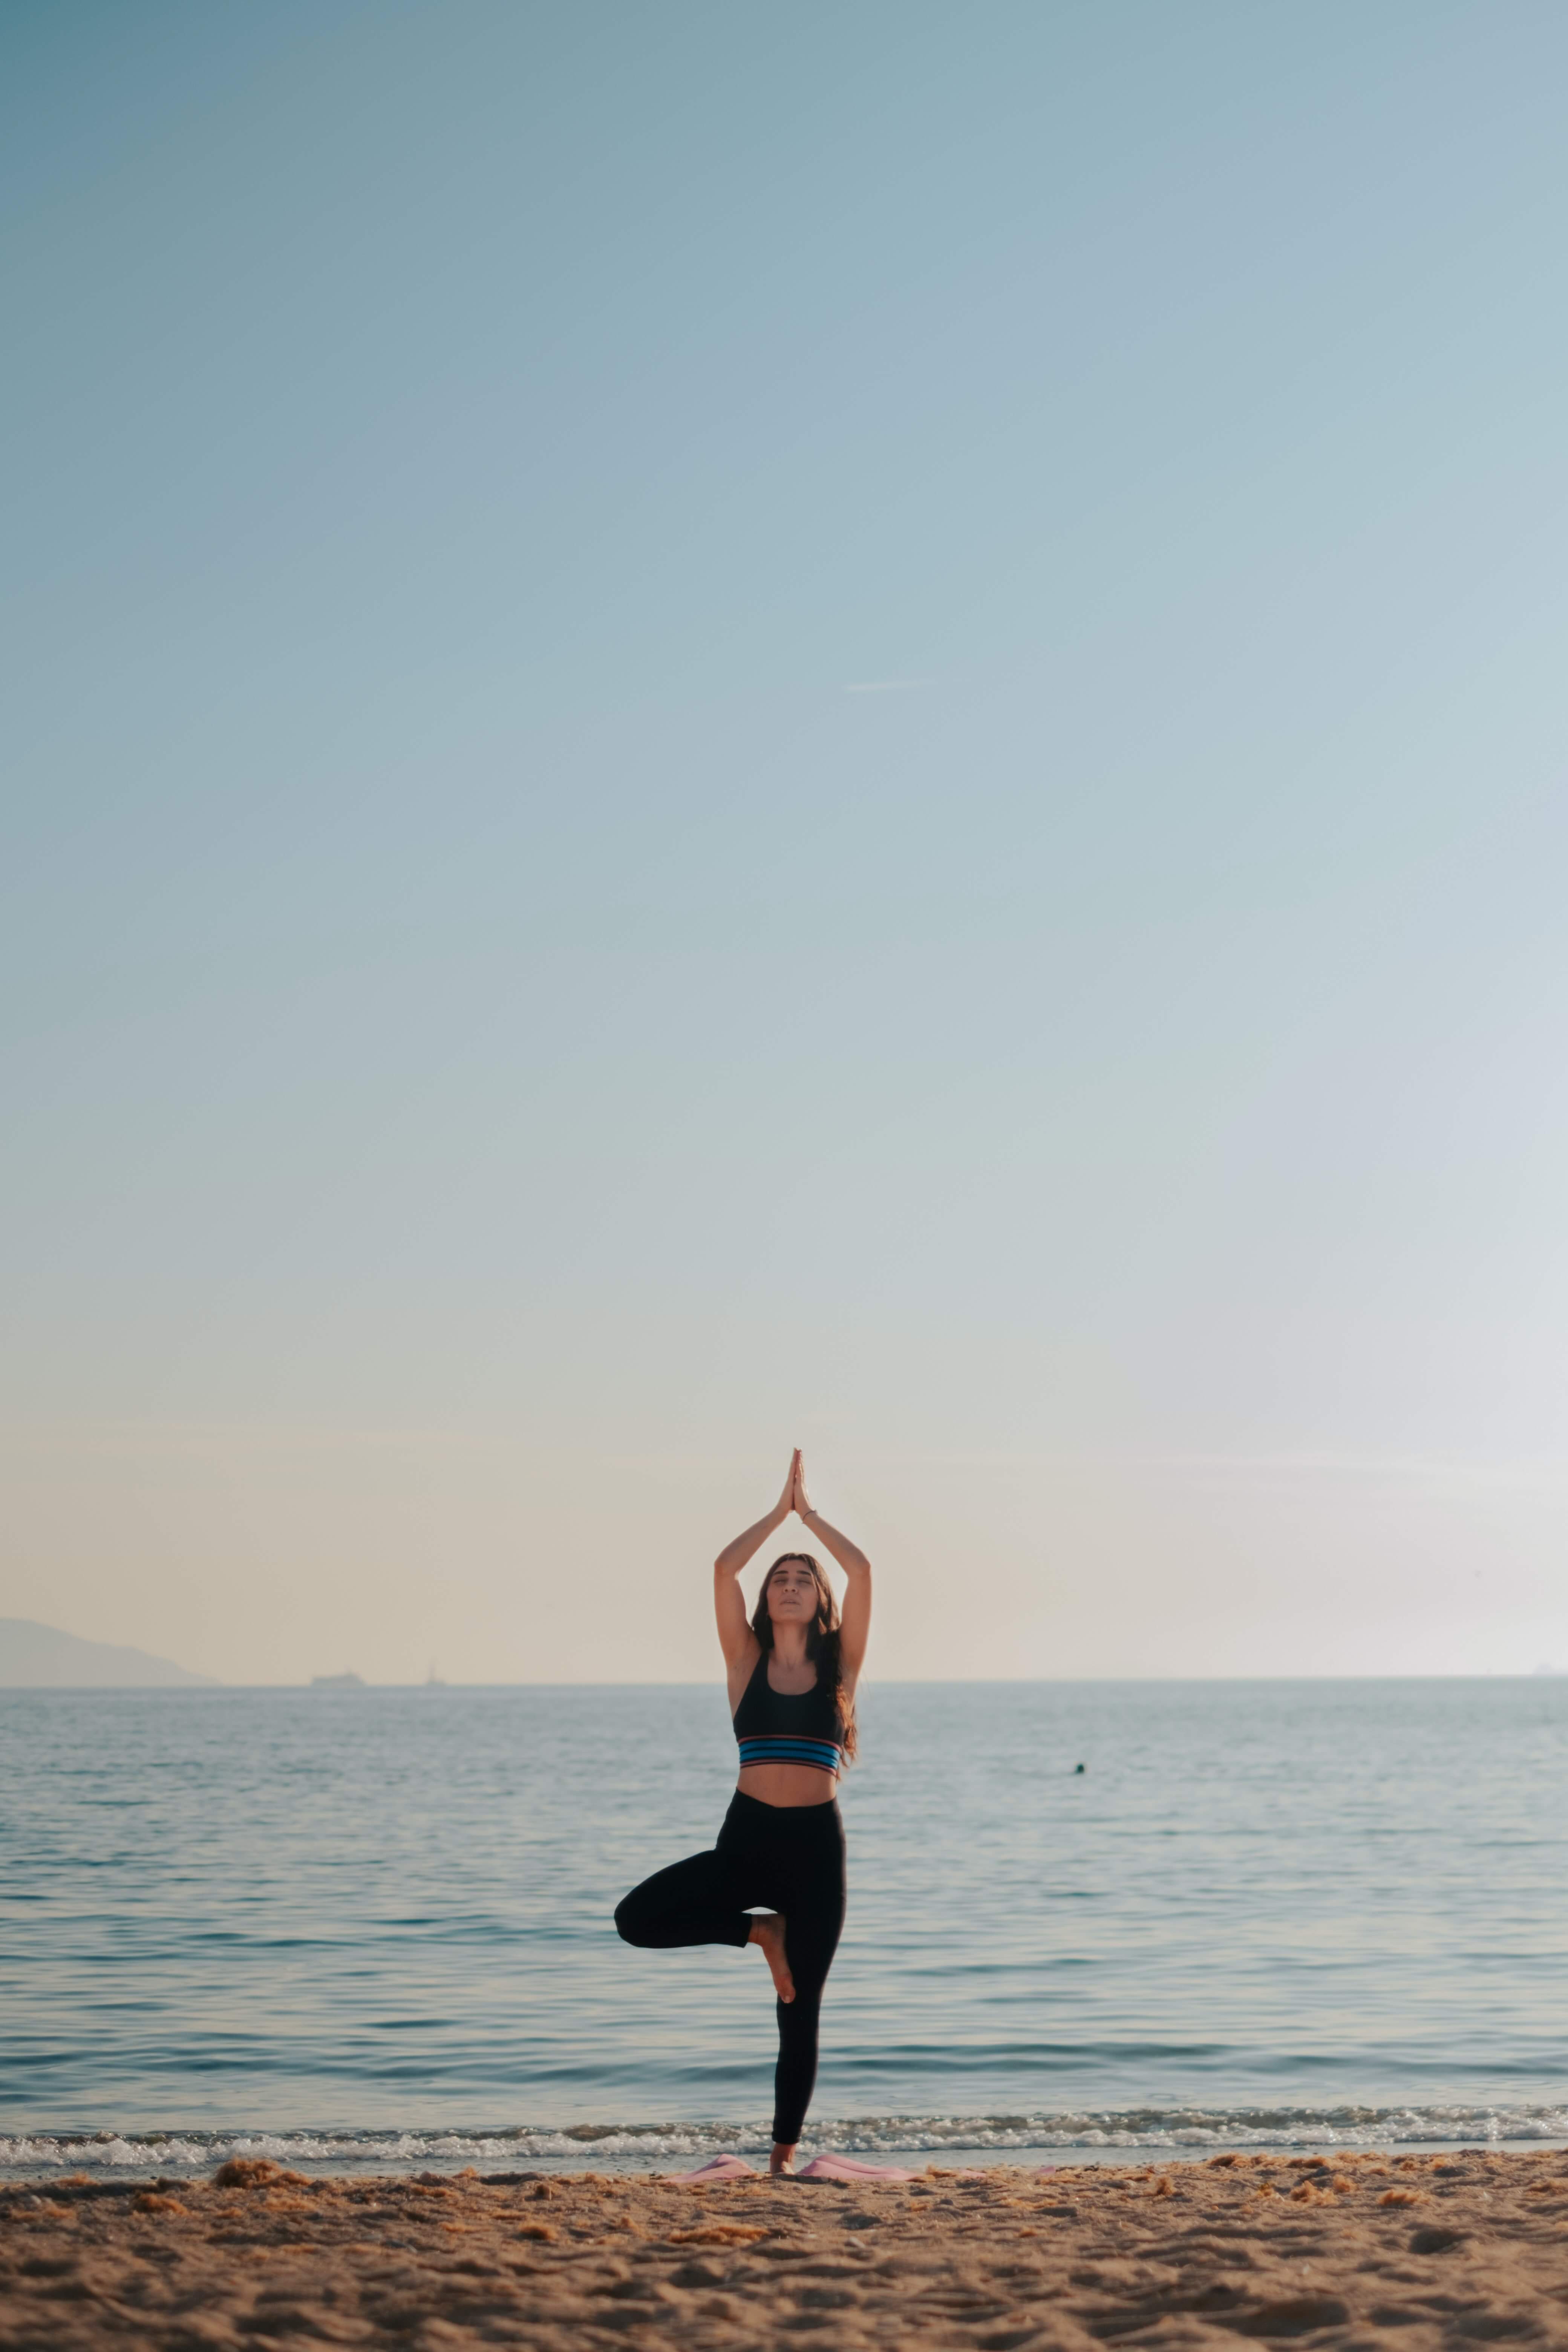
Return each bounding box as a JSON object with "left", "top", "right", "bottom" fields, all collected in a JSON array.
[{"left": 766, "top": 1560, "right": 820, "bottom": 1628}]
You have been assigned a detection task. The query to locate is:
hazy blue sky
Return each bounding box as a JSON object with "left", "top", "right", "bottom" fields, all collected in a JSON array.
[{"left": 5, "top": 3, "right": 1567, "bottom": 1683}]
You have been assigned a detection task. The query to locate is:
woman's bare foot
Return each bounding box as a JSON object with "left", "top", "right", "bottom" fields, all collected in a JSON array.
[
  {"left": 770, "top": 2142, "right": 798, "bottom": 2176},
  {"left": 747, "top": 1914, "right": 794, "bottom": 2002}
]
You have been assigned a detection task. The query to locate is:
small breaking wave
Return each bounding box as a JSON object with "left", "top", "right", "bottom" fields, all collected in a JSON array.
[{"left": 5, "top": 2104, "right": 1567, "bottom": 2182}]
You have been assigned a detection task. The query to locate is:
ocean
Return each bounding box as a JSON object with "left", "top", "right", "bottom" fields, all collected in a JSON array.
[{"left": 2, "top": 1680, "right": 1565, "bottom": 2180}]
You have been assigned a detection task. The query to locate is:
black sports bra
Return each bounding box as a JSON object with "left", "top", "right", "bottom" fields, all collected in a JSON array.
[{"left": 732, "top": 1653, "right": 844, "bottom": 1775}]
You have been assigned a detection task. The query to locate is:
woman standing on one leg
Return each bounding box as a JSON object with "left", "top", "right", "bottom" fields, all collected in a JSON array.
[{"left": 614, "top": 1450, "right": 871, "bottom": 2176}]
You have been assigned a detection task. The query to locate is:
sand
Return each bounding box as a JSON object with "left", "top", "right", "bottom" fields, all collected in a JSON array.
[{"left": 3, "top": 2148, "right": 1567, "bottom": 2349}]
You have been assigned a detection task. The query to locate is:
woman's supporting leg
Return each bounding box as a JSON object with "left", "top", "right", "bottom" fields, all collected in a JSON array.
[
  {"left": 771, "top": 1899, "right": 843, "bottom": 2148},
  {"left": 614, "top": 1846, "right": 752, "bottom": 1952},
  {"left": 769, "top": 1813, "right": 847, "bottom": 2153}
]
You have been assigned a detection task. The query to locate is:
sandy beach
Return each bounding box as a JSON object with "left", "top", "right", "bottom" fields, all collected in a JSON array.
[{"left": 3, "top": 2148, "right": 1566, "bottom": 2349}]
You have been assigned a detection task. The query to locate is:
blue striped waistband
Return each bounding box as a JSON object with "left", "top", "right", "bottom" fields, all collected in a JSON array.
[{"left": 737, "top": 1736, "right": 842, "bottom": 1774}]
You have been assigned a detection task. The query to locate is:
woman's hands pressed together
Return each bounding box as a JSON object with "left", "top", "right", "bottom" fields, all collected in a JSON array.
[
  {"left": 776, "top": 1448, "right": 804, "bottom": 1529},
  {"left": 790, "top": 1452, "right": 813, "bottom": 1521}
]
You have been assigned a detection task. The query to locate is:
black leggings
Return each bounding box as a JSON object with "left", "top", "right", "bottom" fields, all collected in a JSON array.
[{"left": 614, "top": 1789, "right": 846, "bottom": 2146}]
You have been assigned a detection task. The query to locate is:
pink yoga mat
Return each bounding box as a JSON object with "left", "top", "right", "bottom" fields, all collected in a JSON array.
[
  {"left": 672, "top": 2152, "right": 921, "bottom": 2184},
  {"left": 672, "top": 2153, "right": 1058, "bottom": 2184},
  {"left": 797, "top": 2154, "right": 920, "bottom": 2183}
]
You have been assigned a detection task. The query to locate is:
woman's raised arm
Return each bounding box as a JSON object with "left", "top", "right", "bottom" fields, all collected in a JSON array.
[
  {"left": 792, "top": 1456, "right": 872, "bottom": 1687},
  {"left": 713, "top": 1450, "right": 799, "bottom": 1669}
]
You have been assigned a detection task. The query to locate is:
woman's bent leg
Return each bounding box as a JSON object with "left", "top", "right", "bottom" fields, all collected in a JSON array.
[{"left": 614, "top": 1847, "right": 752, "bottom": 1951}]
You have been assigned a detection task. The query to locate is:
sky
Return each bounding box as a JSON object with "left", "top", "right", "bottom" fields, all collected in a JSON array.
[{"left": 4, "top": 2, "right": 1567, "bottom": 1685}]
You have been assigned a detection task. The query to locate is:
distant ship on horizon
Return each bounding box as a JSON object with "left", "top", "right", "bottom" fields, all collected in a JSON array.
[{"left": 309, "top": 1671, "right": 366, "bottom": 1689}]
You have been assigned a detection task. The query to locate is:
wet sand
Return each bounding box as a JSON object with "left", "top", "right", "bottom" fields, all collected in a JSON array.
[{"left": 3, "top": 2148, "right": 1567, "bottom": 2348}]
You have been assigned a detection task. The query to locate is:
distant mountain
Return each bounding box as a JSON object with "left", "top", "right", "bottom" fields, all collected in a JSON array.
[{"left": 0, "top": 1618, "right": 217, "bottom": 1688}]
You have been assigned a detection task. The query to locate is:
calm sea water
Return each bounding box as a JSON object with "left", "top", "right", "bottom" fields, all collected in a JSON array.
[{"left": 2, "top": 1681, "right": 1566, "bottom": 2179}]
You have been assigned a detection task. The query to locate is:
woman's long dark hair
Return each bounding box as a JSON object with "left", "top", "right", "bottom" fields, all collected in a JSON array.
[{"left": 750, "top": 1553, "right": 858, "bottom": 1762}]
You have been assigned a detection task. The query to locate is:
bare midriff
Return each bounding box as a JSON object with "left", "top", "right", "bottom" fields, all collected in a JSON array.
[{"left": 737, "top": 1761, "right": 839, "bottom": 1808}]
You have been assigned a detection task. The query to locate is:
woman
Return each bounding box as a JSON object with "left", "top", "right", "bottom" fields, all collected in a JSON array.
[{"left": 614, "top": 1449, "right": 872, "bottom": 2175}]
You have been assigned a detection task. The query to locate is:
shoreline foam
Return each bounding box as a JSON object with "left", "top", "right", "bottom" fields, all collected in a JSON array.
[{"left": 7, "top": 2101, "right": 1568, "bottom": 2184}]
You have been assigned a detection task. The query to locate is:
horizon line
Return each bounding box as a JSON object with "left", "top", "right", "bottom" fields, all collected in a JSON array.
[{"left": 6, "top": 1668, "right": 1563, "bottom": 1692}]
